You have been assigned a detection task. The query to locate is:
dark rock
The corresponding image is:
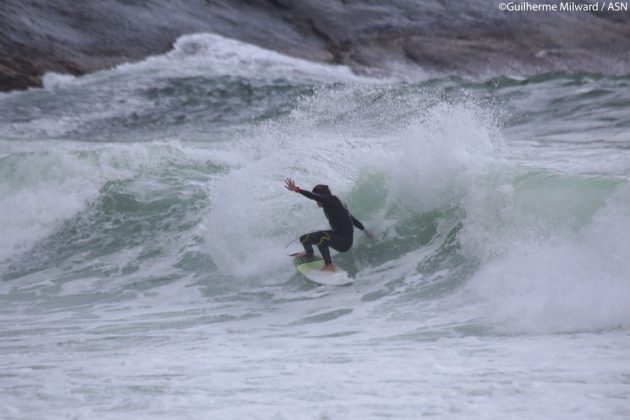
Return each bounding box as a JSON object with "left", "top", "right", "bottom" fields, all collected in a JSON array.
[{"left": 1, "top": 0, "right": 630, "bottom": 91}]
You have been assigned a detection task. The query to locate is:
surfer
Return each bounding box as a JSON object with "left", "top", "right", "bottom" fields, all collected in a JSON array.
[{"left": 285, "top": 178, "right": 370, "bottom": 272}]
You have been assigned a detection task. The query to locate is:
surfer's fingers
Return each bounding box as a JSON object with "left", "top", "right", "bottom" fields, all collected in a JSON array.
[{"left": 285, "top": 178, "right": 297, "bottom": 191}]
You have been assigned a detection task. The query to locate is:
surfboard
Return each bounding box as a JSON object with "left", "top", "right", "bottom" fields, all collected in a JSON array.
[{"left": 294, "top": 257, "right": 352, "bottom": 286}]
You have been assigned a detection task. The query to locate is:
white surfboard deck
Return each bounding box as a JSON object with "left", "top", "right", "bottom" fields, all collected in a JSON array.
[{"left": 294, "top": 257, "right": 352, "bottom": 286}]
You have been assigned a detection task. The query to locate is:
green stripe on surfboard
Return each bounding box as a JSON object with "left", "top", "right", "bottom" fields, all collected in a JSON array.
[{"left": 296, "top": 258, "right": 326, "bottom": 275}]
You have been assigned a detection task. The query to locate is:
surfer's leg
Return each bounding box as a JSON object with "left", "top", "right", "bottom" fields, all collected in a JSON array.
[
  {"left": 300, "top": 231, "right": 333, "bottom": 264},
  {"left": 301, "top": 231, "right": 344, "bottom": 266},
  {"left": 313, "top": 231, "right": 333, "bottom": 265},
  {"left": 317, "top": 242, "right": 332, "bottom": 266},
  {"left": 319, "top": 233, "right": 351, "bottom": 271},
  {"left": 299, "top": 232, "right": 316, "bottom": 258}
]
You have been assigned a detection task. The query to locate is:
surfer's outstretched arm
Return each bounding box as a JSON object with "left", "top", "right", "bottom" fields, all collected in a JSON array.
[{"left": 284, "top": 178, "right": 330, "bottom": 204}]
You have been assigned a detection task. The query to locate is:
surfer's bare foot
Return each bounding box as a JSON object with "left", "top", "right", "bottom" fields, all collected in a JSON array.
[{"left": 322, "top": 264, "right": 336, "bottom": 272}]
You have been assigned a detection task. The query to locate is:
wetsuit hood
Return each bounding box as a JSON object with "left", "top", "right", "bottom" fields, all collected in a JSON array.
[{"left": 312, "top": 184, "right": 331, "bottom": 196}]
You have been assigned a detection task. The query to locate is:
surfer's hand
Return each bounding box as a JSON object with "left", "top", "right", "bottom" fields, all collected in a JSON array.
[
  {"left": 285, "top": 178, "right": 299, "bottom": 192},
  {"left": 364, "top": 229, "right": 374, "bottom": 239}
]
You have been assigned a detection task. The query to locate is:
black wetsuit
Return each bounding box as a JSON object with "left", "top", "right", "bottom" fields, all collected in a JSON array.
[{"left": 297, "top": 189, "right": 365, "bottom": 265}]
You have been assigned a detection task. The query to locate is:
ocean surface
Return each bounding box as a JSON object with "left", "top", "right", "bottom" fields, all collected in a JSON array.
[{"left": 1, "top": 33, "right": 629, "bottom": 419}]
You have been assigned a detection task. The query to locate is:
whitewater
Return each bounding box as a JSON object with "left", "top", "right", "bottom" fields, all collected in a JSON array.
[{"left": 1, "top": 33, "right": 629, "bottom": 419}]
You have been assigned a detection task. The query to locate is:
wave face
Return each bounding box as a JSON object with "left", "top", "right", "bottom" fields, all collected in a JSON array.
[{"left": 1, "top": 34, "right": 630, "bottom": 418}]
